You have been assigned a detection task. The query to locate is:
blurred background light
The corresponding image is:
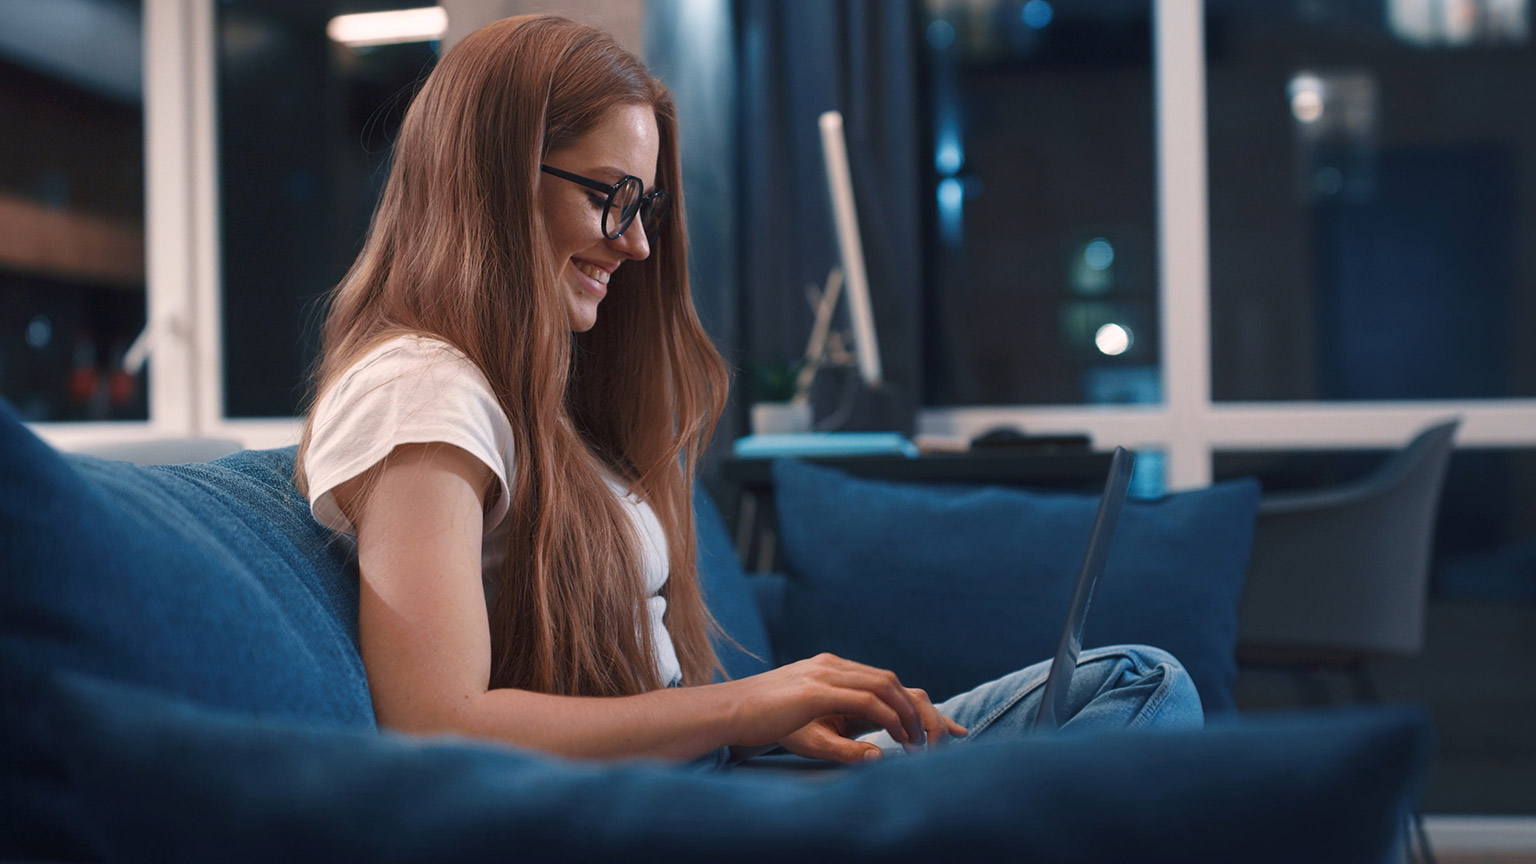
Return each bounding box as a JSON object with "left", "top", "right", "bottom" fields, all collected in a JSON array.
[
  {"left": 936, "top": 136, "right": 963, "bottom": 174},
  {"left": 1084, "top": 237, "right": 1115, "bottom": 270},
  {"left": 1288, "top": 73, "right": 1325, "bottom": 123},
  {"left": 1022, "top": 0, "right": 1054, "bottom": 30},
  {"left": 926, "top": 18, "right": 956, "bottom": 51},
  {"left": 327, "top": 7, "right": 447, "bottom": 47},
  {"left": 1095, "top": 322, "right": 1132, "bottom": 356},
  {"left": 25, "top": 315, "right": 52, "bottom": 350}
]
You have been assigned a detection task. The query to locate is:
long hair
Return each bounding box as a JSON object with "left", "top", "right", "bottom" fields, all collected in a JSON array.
[{"left": 295, "top": 15, "right": 730, "bottom": 696}]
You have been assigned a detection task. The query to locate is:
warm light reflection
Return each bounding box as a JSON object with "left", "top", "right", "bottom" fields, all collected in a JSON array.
[
  {"left": 1389, "top": 0, "right": 1529, "bottom": 45},
  {"left": 326, "top": 7, "right": 447, "bottom": 47},
  {"left": 1289, "top": 74, "right": 1325, "bottom": 123}
]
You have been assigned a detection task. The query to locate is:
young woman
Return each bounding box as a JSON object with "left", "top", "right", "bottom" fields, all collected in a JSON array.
[{"left": 296, "top": 15, "right": 1201, "bottom": 767}]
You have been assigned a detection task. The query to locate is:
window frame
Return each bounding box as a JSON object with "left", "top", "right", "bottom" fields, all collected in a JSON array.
[{"left": 31, "top": 0, "right": 299, "bottom": 452}]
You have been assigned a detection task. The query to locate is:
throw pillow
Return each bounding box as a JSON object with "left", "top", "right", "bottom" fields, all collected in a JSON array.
[
  {"left": 770, "top": 458, "right": 1261, "bottom": 713},
  {"left": 693, "top": 484, "right": 773, "bottom": 680}
]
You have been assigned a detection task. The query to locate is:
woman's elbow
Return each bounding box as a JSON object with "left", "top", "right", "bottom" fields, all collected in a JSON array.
[{"left": 371, "top": 685, "right": 486, "bottom": 737}]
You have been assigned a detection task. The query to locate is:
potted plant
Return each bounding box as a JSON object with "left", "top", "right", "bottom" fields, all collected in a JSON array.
[{"left": 747, "top": 357, "right": 812, "bottom": 435}]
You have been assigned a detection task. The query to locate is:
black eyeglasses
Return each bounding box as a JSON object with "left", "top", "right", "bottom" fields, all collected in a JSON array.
[{"left": 539, "top": 164, "right": 671, "bottom": 240}]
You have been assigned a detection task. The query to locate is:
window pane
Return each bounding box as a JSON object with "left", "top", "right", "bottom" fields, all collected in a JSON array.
[
  {"left": 1216, "top": 447, "right": 1536, "bottom": 812},
  {"left": 920, "top": 0, "right": 1161, "bottom": 406},
  {"left": 1207, "top": 1, "right": 1536, "bottom": 401},
  {"left": 218, "top": 1, "right": 438, "bottom": 417},
  {"left": 0, "top": 0, "right": 146, "bottom": 421}
]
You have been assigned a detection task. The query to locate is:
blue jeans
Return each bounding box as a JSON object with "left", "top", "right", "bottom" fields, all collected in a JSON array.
[{"left": 852, "top": 644, "right": 1203, "bottom": 755}]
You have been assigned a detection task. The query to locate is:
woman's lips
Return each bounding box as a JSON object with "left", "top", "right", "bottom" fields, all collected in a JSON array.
[{"left": 572, "top": 259, "right": 610, "bottom": 297}]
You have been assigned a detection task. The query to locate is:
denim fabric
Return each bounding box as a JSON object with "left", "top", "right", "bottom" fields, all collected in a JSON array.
[
  {"left": 856, "top": 644, "right": 1202, "bottom": 754},
  {"left": 770, "top": 458, "right": 1261, "bottom": 713}
]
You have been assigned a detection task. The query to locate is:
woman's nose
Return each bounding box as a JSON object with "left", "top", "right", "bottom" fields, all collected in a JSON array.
[{"left": 609, "top": 219, "right": 650, "bottom": 261}]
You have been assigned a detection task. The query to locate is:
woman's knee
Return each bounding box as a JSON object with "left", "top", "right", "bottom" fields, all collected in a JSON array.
[{"left": 1081, "top": 643, "right": 1203, "bottom": 729}]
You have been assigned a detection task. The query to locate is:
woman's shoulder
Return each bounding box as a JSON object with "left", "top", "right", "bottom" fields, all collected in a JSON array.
[
  {"left": 311, "top": 331, "right": 506, "bottom": 438},
  {"left": 345, "top": 332, "right": 484, "bottom": 382},
  {"left": 306, "top": 332, "right": 516, "bottom": 534}
]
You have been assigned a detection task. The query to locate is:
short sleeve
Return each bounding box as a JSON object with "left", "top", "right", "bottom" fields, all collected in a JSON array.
[{"left": 304, "top": 336, "right": 515, "bottom": 537}]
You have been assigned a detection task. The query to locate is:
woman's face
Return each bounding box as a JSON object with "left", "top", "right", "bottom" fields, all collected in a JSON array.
[{"left": 537, "top": 103, "right": 661, "bottom": 332}]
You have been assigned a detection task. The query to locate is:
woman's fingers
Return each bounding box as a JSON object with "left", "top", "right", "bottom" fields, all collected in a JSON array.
[
  {"left": 826, "top": 689, "right": 908, "bottom": 745},
  {"left": 750, "top": 654, "right": 931, "bottom": 749},
  {"left": 812, "top": 658, "right": 923, "bottom": 744},
  {"left": 906, "top": 687, "right": 968, "bottom": 751},
  {"left": 781, "top": 720, "right": 884, "bottom": 764}
]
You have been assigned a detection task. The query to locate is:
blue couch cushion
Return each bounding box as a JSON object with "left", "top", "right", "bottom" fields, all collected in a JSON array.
[
  {"left": 694, "top": 485, "right": 773, "bottom": 680},
  {"left": 770, "top": 459, "right": 1261, "bottom": 713},
  {"left": 4, "top": 668, "right": 1428, "bottom": 863},
  {"left": 0, "top": 398, "right": 373, "bottom": 728}
]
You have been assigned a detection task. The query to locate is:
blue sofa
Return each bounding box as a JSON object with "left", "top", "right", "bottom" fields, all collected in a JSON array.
[{"left": 0, "top": 399, "right": 1429, "bottom": 863}]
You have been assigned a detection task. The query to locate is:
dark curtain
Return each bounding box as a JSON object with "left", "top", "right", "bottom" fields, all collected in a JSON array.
[{"left": 735, "top": 0, "right": 925, "bottom": 433}]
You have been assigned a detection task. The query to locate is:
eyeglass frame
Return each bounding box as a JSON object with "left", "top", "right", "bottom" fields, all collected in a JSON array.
[{"left": 538, "top": 163, "right": 670, "bottom": 241}]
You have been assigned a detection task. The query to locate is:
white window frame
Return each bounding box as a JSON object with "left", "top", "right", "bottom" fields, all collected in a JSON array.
[
  {"left": 34, "top": 0, "right": 300, "bottom": 453},
  {"left": 915, "top": 0, "right": 1536, "bottom": 490}
]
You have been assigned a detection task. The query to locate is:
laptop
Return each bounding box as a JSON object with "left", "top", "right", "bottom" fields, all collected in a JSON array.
[
  {"left": 1032, "top": 445, "right": 1136, "bottom": 732},
  {"left": 875, "top": 446, "right": 1135, "bottom": 753}
]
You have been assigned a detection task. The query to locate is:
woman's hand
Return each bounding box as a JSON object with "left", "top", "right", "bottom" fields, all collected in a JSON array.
[
  {"left": 720, "top": 654, "right": 968, "bottom": 762},
  {"left": 779, "top": 688, "right": 969, "bottom": 763}
]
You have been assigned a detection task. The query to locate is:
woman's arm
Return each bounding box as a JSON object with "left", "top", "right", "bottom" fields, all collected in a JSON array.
[{"left": 336, "top": 443, "right": 953, "bottom": 762}]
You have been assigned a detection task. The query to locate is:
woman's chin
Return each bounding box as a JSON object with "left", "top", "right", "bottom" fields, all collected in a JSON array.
[{"left": 567, "top": 302, "right": 599, "bottom": 332}]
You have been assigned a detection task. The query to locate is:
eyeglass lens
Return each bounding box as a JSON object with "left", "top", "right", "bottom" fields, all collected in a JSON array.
[{"left": 604, "top": 177, "right": 670, "bottom": 239}]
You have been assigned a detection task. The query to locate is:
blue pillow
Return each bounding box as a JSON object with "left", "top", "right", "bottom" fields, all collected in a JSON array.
[
  {"left": 0, "top": 398, "right": 372, "bottom": 728},
  {"left": 4, "top": 668, "right": 1427, "bottom": 864},
  {"left": 770, "top": 459, "right": 1261, "bottom": 713},
  {"left": 693, "top": 485, "right": 773, "bottom": 680}
]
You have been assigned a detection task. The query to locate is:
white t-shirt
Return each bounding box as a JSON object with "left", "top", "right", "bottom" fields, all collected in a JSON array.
[{"left": 304, "top": 334, "right": 681, "bottom": 687}]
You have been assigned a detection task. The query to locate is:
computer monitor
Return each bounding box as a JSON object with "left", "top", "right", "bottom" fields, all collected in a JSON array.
[{"left": 817, "top": 110, "right": 883, "bottom": 388}]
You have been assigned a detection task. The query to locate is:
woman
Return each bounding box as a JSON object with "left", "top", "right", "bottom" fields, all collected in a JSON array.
[{"left": 296, "top": 15, "right": 1200, "bottom": 766}]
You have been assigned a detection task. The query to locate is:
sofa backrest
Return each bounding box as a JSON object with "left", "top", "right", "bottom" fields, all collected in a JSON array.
[
  {"left": 0, "top": 399, "right": 374, "bottom": 728},
  {"left": 1, "top": 399, "right": 779, "bottom": 727}
]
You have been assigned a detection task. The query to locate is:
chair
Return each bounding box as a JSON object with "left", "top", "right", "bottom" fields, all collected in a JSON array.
[
  {"left": 1235, "top": 419, "right": 1459, "bottom": 864},
  {"left": 1235, "top": 418, "right": 1461, "bottom": 700}
]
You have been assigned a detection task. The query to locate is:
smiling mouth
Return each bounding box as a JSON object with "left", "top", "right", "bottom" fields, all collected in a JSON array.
[{"left": 573, "top": 260, "right": 611, "bottom": 288}]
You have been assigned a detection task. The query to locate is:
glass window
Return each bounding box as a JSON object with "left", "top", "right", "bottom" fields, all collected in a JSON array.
[
  {"left": 217, "top": 1, "right": 439, "bottom": 417},
  {"left": 1207, "top": 0, "right": 1536, "bottom": 401},
  {"left": 1216, "top": 446, "right": 1536, "bottom": 813},
  {"left": 919, "top": 0, "right": 1161, "bottom": 407},
  {"left": 0, "top": 0, "right": 146, "bottom": 421}
]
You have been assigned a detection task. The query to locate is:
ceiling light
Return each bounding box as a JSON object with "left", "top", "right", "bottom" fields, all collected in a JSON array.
[{"left": 326, "top": 7, "right": 447, "bottom": 48}]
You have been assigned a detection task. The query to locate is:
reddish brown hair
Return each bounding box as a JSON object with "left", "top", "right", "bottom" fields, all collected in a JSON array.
[{"left": 296, "top": 15, "right": 730, "bottom": 695}]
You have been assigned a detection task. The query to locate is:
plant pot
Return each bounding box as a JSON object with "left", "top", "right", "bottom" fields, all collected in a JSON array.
[{"left": 750, "top": 401, "right": 812, "bottom": 436}]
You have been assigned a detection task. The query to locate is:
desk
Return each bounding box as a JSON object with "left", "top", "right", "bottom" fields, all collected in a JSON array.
[{"left": 721, "top": 448, "right": 1115, "bottom": 571}]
